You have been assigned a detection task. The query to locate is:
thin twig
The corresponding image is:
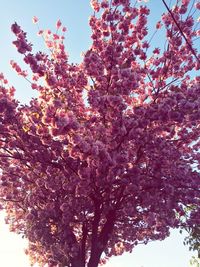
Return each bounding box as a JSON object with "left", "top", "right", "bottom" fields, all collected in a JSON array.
[{"left": 162, "top": 0, "right": 200, "bottom": 64}]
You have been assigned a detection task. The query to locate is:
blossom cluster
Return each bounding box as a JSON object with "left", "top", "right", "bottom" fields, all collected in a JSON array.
[
  {"left": 11, "top": 23, "right": 32, "bottom": 54},
  {"left": 0, "top": 1, "right": 199, "bottom": 267}
]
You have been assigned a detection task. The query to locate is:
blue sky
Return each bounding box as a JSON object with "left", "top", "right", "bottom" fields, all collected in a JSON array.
[
  {"left": 0, "top": 1, "right": 198, "bottom": 266},
  {"left": 0, "top": 0, "right": 168, "bottom": 102}
]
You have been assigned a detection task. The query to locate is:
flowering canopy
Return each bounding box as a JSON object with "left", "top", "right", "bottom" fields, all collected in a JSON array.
[{"left": 0, "top": 0, "right": 200, "bottom": 266}]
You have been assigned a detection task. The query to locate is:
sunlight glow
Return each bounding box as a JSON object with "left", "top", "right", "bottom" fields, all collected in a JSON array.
[{"left": 0, "top": 212, "right": 196, "bottom": 267}]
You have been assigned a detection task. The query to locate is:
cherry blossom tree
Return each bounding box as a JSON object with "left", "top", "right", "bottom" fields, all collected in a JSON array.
[{"left": 0, "top": 0, "right": 200, "bottom": 266}]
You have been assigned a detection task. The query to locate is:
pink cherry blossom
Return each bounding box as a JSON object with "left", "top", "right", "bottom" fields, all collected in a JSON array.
[
  {"left": 56, "top": 19, "right": 62, "bottom": 29},
  {"left": 32, "top": 16, "right": 38, "bottom": 24},
  {"left": 0, "top": 1, "right": 200, "bottom": 267}
]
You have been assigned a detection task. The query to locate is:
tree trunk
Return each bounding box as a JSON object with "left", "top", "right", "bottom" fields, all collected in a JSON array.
[
  {"left": 87, "top": 209, "right": 116, "bottom": 267},
  {"left": 70, "top": 251, "right": 86, "bottom": 267},
  {"left": 71, "top": 259, "right": 83, "bottom": 267},
  {"left": 87, "top": 250, "right": 102, "bottom": 267}
]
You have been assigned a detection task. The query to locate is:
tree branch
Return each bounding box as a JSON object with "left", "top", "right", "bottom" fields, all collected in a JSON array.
[{"left": 162, "top": 0, "right": 200, "bottom": 64}]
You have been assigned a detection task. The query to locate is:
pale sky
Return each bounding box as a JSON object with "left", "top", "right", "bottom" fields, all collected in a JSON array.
[
  {"left": 0, "top": 1, "right": 199, "bottom": 266},
  {"left": 0, "top": 212, "right": 196, "bottom": 267}
]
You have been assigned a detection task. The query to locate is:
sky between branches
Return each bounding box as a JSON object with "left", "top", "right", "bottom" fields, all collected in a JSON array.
[{"left": 0, "top": 1, "right": 199, "bottom": 266}]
